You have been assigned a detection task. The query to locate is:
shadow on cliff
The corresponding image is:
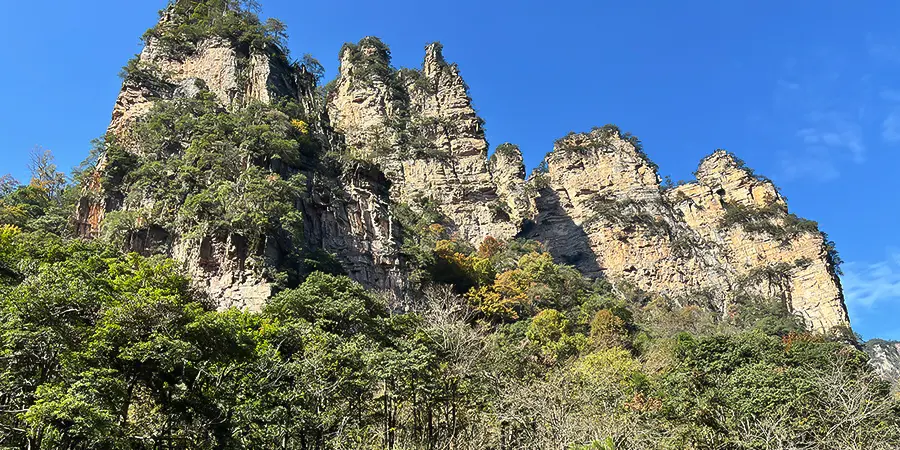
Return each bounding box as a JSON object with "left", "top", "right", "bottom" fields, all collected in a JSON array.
[{"left": 519, "top": 188, "right": 603, "bottom": 278}]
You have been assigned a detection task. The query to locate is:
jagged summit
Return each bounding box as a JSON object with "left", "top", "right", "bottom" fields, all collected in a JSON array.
[{"left": 78, "top": 6, "right": 850, "bottom": 333}]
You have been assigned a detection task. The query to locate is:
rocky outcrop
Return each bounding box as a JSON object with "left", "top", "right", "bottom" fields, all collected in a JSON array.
[
  {"left": 489, "top": 144, "right": 533, "bottom": 226},
  {"left": 866, "top": 339, "right": 900, "bottom": 385},
  {"left": 324, "top": 38, "right": 850, "bottom": 332},
  {"left": 668, "top": 151, "right": 848, "bottom": 331},
  {"left": 517, "top": 132, "right": 848, "bottom": 331},
  {"left": 302, "top": 163, "right": 404, "bottom": 295},
  {"left": 77, "top": 13, "right": 402, "bottom": 309},
  {"left": 327, "top": 40, "right": 518, "bottom": 244},
  {"left": 524, "top": 129, "right": 730, "bottom": 304},
  {"left": 81, "top": 12, "right": 851, "bottom": 333},
  {"left": 322, "top": 39, "right": 850, "bottom": 333}
]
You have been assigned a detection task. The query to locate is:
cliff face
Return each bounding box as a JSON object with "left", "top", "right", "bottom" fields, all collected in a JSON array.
[
  {"left": 81, "top": 13, "right": 850, "bottom": 333},
  {"left": 76, "top": 12, "right": 402, "bottom": 309},
  {"left": 670, "top": 152, "right": 848, "bottom": 331},
  {"left": 327, "top": 41, "right": 520, "bottom": 244},
  {"left": 866, "top": 340, "right": 900, "bottom": 385},
  {"left": 323, "top": 38, "right": 848, "bottom": 333},
  {"left": 519, "top": 134, "right": 847, "bottom": 331}
]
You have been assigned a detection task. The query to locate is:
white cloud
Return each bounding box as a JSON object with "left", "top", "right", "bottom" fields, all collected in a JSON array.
[
  {"left": 778, "top": 147, "right": 840, "bottom": 182},
  {"left": 883, "top": 111, "right": 900, "bottom": 143},
  {"left": 842, "top": 252, "right": 900, "bottom": 308},
  {"left": 800, "top": 111, "right": 866, "bottom": 163}
]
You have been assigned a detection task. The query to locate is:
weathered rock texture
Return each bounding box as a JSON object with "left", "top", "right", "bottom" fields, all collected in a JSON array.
[
  {"left": 323, "top": 37, "right": 849, "bottom": 333},
  {"left": 668, "top": 151, "right": 848, "bottom": 331},
  {"left": 519, "top": 133, "right": 846, "bottom": 332},
  {"left": 76, "top": 16, "right": 401, "bottom": 309},
  {"left": 81, "top": 18, "right": 851, "bottom": 333},
  {"left": 865, "top": 340, "right": 900, "bottom": 385},
  {"left": 327, "top": 41, "right": 519, "bottom": 244}
]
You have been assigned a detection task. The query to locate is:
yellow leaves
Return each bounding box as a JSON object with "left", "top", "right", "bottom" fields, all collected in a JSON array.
[
  {"left": 465, "top": 286, "right": 521, "bottom": 321},
  {"left": 435, "top": 239, "right": 495, "bottom": 287},
  {"left": 471, "top": 258, "right": 494, "bottom": 284},
  {"left": 434, "top": 239, "right": 458, "bottom": 258},
  {"left": 464, "top": 269, "right": 529, "bottom": 322},
  {"left": 0, "top": 224, "right": 21, "bottom": 248},
  {"left": 290, "top": 119, "right": 309, "bottom": 135},
  {"left": 494, "top": 269, "right": 529, "bottom": 300},
  {"left": 527, "top": 309, "right": 569, "bottom": 344},
  {"left": 0, "top": 204, "right": 28, "bottom": 227},
  {"left": 574, "top": 347, "right": 641, "bottom": 388}
]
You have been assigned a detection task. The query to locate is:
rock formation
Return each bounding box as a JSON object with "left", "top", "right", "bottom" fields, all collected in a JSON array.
[
  {"left": 76, "top": 9, "right": 402, "bottom": 310},
  {"left": 327, "top": 40, "right": 520, "bottom": 244},
  {"left": 78, "top": 9, "right": 851, "bottom": 333},
  {"left": 865, "top": 339, "right": 900, "bottom": 385}
]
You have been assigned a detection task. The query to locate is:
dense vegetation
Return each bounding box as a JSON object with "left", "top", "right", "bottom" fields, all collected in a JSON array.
[
  {"left": 142, "top": 0, "right": 289, "bottom": 57},
  {"left": 1, "top": 2, "right": 896, "bottom": 449},
  {"left": 1, "top": 151, "right": 898, "bottom": 449}
]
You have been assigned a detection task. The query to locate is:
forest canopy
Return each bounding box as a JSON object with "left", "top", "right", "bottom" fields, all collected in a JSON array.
[{"left": 0, "top": 149, "right": 897, "bottom": 449}]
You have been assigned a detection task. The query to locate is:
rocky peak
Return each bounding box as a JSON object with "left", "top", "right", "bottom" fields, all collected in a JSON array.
[
  {"left": 422, "top": 42, "right": 446, "bottom": 77},
  {"left": 545, "top": 127, "right": 661, "bottom": 206},
  {"left": 82, "top": 18, "right": 853, "bottom": 336},
  {"left": 490, "top": 143, "right": 526, "bottom": 182},
  {"left": 692, "top": 150, "right": 785, "bottom": 209},
  {"left": 75, "top": 4, "right": 352, "bottom": 310},
  {"left": 327, "top": 39, "right": 517, "bottom": 244},
  {"left": 107, "top": 9, "right": 300, "bottom": 142},
  {"left": 518, "top": 131, "right": 850, "bottom": 333},
  {"left": 661, "top": 151, "right": 849, "bottom": 332},
  {"left": 338, "top": 37, "right": 392, "bottom": 79}
]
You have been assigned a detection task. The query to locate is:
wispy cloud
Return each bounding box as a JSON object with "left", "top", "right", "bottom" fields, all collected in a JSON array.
[
  {"left": 796, "top": 111, "right": 866, "bottom": 163},
  {"left": 842, "top": 252, "right": 900, "bottom": 308},
  {"left": 767, "top": 37, "right": 900, "bottom": 180},
  {"left": 883, "top": 112, "right": 900, "bottom": 143},
  {"left": 867, "top": 34, "right": 900, "bottom": 65},
  {"left": 777, "top": 148, "right": 840, "bottom": 182}
]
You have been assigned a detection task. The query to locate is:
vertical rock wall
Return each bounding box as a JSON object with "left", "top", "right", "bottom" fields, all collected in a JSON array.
[{"left": 81, "top": 19, "right": 851, "bottom": 333}]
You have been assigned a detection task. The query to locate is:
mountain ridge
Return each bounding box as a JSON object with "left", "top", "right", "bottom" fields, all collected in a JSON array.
[
  {"left": 5, "top": 2, "right": 900, "bottom": 448},
  {"left": 76, "top": 4, "right": 850, "bottom": 334}
]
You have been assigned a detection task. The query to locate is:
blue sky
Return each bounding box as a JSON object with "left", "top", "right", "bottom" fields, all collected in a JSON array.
[{"left": 2, "top": 1, "right": 899, "bottom": 340}]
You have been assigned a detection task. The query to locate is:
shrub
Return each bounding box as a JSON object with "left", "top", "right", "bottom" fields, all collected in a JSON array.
[
  {"left": 142, "top": 0, "right": 285, "bottom": 58},
  {"left": 590, "top": 309, "right": 629, "bottom": 349},
  {"left": 720, "top": 201, "right": 820, "bottom": 242},
  {"left": 339, "top": 37, "right": 394, "bottom": 85},
  {"left": 527, "top": 309, "right": 570, "bottom": 344}
]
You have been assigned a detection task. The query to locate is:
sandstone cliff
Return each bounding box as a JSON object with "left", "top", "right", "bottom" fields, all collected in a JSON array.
[
  {"left": 327, "top": 40, "right": 521, "bottom": 244},
  {"left": 323, "top": 38, "right": 848, "bottom": 332},
  {"left": 76, "top": 7, "right": 402, "bottom": 310},
  {"left": 79, "top": 9, "right": 850, "bottom": 333}
]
